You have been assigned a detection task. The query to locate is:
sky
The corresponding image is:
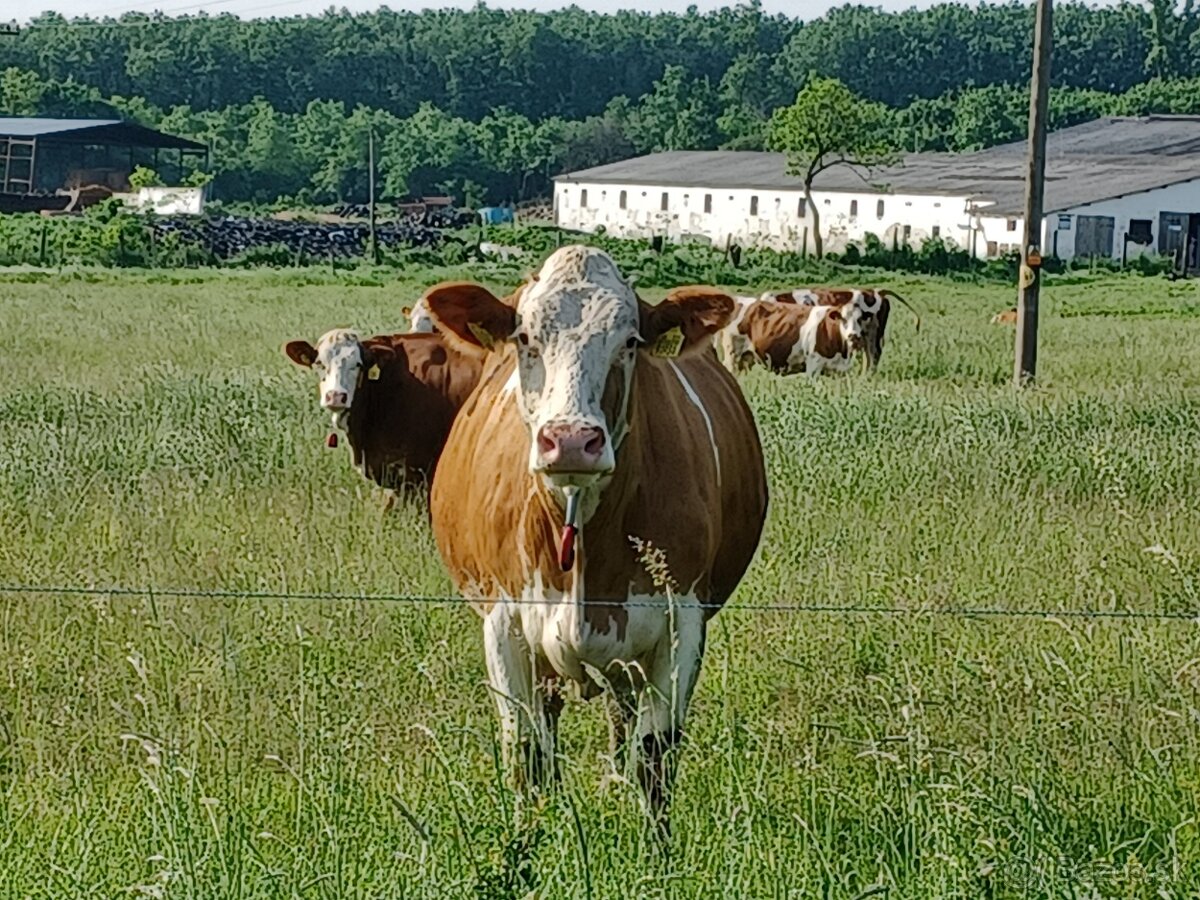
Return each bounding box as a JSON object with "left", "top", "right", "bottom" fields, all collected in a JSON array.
[{"left": 14, "top": 0, "right": 968, "bottom": 25}]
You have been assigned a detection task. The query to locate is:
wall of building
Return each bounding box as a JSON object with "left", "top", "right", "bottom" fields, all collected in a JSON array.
[
  {"left": 554, "top": 180, "right": 978, "bottom": 255},
  {"left": 976, "top": 176, "right": 1200, "bottom": 261}
]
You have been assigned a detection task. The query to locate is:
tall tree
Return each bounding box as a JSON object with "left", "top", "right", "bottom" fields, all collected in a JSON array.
[{"left": 767, "top": 78, "right": 896, "bottom": 258}]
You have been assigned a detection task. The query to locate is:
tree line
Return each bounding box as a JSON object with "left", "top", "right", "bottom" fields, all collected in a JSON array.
[{"left": 2, "top": 1, "right": 1200, "bottom": 206}]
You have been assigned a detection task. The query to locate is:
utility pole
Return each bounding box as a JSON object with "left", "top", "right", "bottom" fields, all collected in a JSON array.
[
  {"left": 367, "top": 128, "right": 378, "bottom": 265},
  {"left": 1014, "top": 0, "right": 1053, "bottom": 387}
]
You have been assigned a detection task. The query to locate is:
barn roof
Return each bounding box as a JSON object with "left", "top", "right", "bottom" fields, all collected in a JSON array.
[
  {"left": 0, "top": 117, "right": 205, "bottom": 151},
  {"left": 555, "top": 116, "right": 1200, "bottom": 218}
]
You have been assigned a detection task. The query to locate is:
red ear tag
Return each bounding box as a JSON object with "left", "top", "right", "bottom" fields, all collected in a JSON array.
[
  {"left": 326, "top": 432, "right": 339, "bottom": 448},
  {"left": 560, "top": 524, "right": 578, "bottom": 572}
]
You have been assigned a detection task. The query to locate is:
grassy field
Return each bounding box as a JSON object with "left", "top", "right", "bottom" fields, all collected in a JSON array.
[{"left": 1, "top": 265, "right": 1199, "bottom": 898}]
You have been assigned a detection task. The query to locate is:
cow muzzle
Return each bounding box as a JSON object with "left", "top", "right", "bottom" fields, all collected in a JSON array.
[
  {"left": 322, "top": 389, "right": 350, "bottom": 410},
  {"left": 534, "top": 421, "right": 611, "bottom": 480}
]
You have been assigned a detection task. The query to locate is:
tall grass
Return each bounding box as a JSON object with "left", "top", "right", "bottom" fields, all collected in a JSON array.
[{"left": 1, "top": 267, "right": 1199, "bottom": 898}]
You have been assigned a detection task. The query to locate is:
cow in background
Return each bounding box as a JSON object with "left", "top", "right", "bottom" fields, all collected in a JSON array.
[
  {"left": 760, "top": 287, "right": 921, "bottom": 371},
  {"left": 283, "top": 329, "right": 482, "bottom": 502},
  {"left": 726, "top": 297, "right": 870, "bottom": 376}
]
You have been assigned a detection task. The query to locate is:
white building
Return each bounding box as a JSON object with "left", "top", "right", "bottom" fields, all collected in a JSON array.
[{"left": 553, "top": 116, "right": 1200, "bottom": 267}]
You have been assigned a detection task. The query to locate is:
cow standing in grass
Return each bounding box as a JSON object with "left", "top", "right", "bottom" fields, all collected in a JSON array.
[
  {"left": 760, "top": 287, "right": 921, "bottom": 372},
  {"left": 423, "top": 246, "right": 768, "bottom": 835},
  {"left": 283, "top": 329, "right": 482, "bottom": 501}
]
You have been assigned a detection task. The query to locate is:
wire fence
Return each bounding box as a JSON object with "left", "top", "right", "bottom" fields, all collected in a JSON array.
[{"left": 1, "top": 582, "right": 1197, "bottom": 622}]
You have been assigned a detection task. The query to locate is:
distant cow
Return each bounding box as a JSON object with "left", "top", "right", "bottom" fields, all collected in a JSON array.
[
  {"left": 760, "top": 288, "right": 921, "bottom": 371},
  {"left": 991, "top": 307, "right": 1018, "bottom": 325},
  {"left": 423, "top": 246, "right": 767, "bottom": 834},
  {"left": 283, "top": 329, "right": 483, "bottom": 498},
  {"left": 402, "top": 296, "right": 436, "bottom": 333},
  {"left": 722, "top": 297, "right": 869, "bottom": 377}
]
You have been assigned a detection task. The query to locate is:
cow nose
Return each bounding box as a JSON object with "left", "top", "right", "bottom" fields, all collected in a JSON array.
[
  {"left": 324, "top": 390, "right": 349, "bottom": 409},
  {"left": 537, "top": 422, "right": 607, "bottom": 471}
]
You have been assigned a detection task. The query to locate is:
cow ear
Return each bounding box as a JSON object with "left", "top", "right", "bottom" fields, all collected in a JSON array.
[
  {"left": 638, "top": 287, "right": 734, "bottom": 358},
  {"left": 283, "top": 340, "right": 317, "bottom": 368},
  {"left": 828, "top": 307, "right": 842, "bottom": 321},
  {"left": 423, "top": 281, "right": 516, "bottom": 355}
]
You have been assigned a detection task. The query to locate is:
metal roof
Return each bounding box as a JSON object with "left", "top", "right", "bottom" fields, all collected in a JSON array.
[
  {"left": 555, "top": 117, "right": 1200, "bottom": 218},
  {"left": 0, "top": 117, "right": 205, "bottom": 150}
]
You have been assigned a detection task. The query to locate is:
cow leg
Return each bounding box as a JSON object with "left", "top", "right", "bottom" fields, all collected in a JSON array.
[
  {"left": 635, "top": 603, "right": 706, "bottom": 839},
  {"left": 482, "top": 604, "right": 556, "bottom": 795}
]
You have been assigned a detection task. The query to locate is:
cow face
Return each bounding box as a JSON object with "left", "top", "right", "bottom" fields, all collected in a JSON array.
[
  {"left": 424, "top": 246, "right": 733, "bottom": 490},
  {"left": 831, "top": 293, "right": 881, "bottom": 352},
  {"left": 283, "top": 329, "right": 373, "bottom": 428},
  {"left": 404, "top": 297, "right": 436, "bottom": 333}
]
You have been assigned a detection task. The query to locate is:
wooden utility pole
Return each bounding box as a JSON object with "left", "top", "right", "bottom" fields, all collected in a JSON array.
[
  {"left": 1014, "top": 0, "right": 1053, "bottom": 387},
  {"left": 367, "top": 128, "right": 378, "bottom": 265}
]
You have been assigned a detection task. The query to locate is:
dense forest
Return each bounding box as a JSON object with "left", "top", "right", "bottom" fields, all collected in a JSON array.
[{"left": 3, "top": 0, "right": 1200, "bottom": 205}]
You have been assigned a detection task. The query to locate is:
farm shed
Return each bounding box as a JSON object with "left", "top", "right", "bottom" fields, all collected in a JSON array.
[
  {"left": 0, "top": 117, "right": 207, "bottom": 214},
  {"left": 553, "top": 115, "right": 1200, "bottom": 268}
]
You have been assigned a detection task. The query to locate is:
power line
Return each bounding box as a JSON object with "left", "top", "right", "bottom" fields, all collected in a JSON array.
[{"left": 1, "top": 583, "right": 1196, "bottom": 622}]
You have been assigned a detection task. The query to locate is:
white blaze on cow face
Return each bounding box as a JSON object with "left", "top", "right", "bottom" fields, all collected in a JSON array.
[
  {"left": 283, "top": 329, "right": 368, "bottom": 429},
  {"left": 511, "top": 248, "right": 640, "bottom": 486},
  {"left": 407, "top": 296, "right": 436, "bottom": 333}
]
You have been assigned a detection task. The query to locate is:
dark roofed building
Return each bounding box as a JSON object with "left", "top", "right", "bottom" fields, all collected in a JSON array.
[{"left": 1, "top": 117, "right": 207, "bottom": 211}]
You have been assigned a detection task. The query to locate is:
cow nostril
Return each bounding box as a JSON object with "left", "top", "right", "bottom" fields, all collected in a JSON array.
[
  {"left": 537, "top": 428, "right": 557, "bottom": 456},
  {"left": 584, "top": 430, "right": 606, "bottom": 456}
]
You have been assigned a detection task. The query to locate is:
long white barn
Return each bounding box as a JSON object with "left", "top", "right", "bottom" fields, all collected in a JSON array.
[{"left": 553, "top": 116, "right": 1200, "bottom": 267}]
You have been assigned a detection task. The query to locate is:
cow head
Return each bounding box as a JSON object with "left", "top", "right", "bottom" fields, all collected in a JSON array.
[
  {"left": 283, "top": 329, "right": 376, "bottom": 429},
  {"left": 424, "top": 245, "right": 733, "bottom": 490},
  {"left": 829, "top": 293, "right": 881, "bottom": 352},
  {"left": 404, "top": 296, "right": 437, "bottom": 334}
]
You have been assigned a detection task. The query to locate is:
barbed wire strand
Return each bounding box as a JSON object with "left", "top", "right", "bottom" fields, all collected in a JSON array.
[{"left": 0, "top": 583, "right": 1195, "bottom": 622}]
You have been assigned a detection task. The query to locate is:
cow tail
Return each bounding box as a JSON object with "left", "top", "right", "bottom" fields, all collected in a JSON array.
[{"left": 880, "top": 290, "right": 921, "bottom": 332}]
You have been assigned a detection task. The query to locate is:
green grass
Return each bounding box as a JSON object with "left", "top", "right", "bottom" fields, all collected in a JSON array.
[{"left": 1, "top": 266, "right": 1199, "bottom": 898}]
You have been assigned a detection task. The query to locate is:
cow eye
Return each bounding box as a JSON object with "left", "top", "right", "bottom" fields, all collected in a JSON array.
[
  {"left": 625, "top": 336, "right": 639, "bottom": 350},
  {"left": 517, "top": 332, "right": 530, "bottom": 346}
]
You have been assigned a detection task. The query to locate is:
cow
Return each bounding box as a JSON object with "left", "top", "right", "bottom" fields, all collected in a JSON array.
[
  {"left": 282, "top": 329, "right": 483, "bottom": 501},
  {"left": 402, "top": 296, "right": 436, "bottom": 333},
  {"left": 422, "top": 246, "right": 768, "bottom": 835},
  {"left": 759, "top": 288, "right": 921, "bottom": 371},
  {"left": 725, "top": 297, "right": 869, "bottom": 376},
  {"left": 991, "top": 307, "right": 1018, "bottom": 325}
]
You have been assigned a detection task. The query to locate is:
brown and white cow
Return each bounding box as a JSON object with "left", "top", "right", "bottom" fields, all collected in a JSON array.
[
  {"left": 991, "top": 307, "right": 1018, "bottom": 325},
  {"left": 283, "top": 329, "right": 482, "bottom": 498},
  {"left": 759, "top": 287, "right": 921, "bottom": 371},
  {"left": 724, "top": 297, "right": 868, "bottom": 376},
  {"left": 423, "top": 246, "right": 768, "bottom": 830}
]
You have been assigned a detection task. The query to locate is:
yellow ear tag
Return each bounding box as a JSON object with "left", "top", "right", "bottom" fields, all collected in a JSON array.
[
  {"left": 650, "top": 326, "right": 684, "bottom": 358},
  {"left": 367, "top": 364, "right": 381, "bottom": 381},
  {"left": 467, "top": 322, "right": 496, "bottom": 350}
]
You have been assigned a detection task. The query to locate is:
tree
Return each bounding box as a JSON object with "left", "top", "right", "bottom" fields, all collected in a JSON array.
[{"left": 767, "top": 78, "right": 896, "bottom": 258}]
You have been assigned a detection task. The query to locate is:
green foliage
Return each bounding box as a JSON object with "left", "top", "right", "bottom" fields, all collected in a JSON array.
[
  {"left": 768, "top": 78, "right": 897, "bottom": 257},
  {"left": 128, "top": 166, "right": 164, "bottom": 189}
]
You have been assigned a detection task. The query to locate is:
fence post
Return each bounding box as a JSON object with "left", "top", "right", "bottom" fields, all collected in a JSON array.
[{"left": 39, "top": 222, "right": 47, "bottom": 266}]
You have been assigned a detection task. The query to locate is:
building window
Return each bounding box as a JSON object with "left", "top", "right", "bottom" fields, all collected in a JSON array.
[
  {"left": 1129, "top": 219, "right": 1153, "bottom": 244},
  {"left": 704, "top": 194, "right": 712, "bottom": 213},
  {"left": 749, "top": 195, "right": 759, "bottom": 216},
  {"left": 849, "top": 200, "right": 858, "bottom": 220},
  {"left": 619, "top": 190, "right": 627, "bottom": 210},
  {"left": 903, "top": 224, "right": 912, "bottom": 241},
  {"left": 580, "top": 189, "right": 588, "bottom": 209},
  {"left": 1007, "top": 218, "right": 1017, "bottom": 232},
  {"left": 799, "top": 197, "right": 806, "bottom": 216},
  {"left": 876, "top": 200, "right": 885, "bottom": 218},
  {"left": 660, "top": 192, "right": 669, "bottom": 211},
  {"left": 932, "top": 225, "right": 940, "bottom": 238}
]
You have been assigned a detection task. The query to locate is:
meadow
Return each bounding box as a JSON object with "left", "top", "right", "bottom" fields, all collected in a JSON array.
[{"left": 1, "top": 264, "right": 1199, "bottom": 898}]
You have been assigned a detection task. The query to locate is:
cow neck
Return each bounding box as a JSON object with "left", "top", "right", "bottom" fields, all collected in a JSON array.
[{"left": 524, "top": 358, "right": 647, "bottom": 597}]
